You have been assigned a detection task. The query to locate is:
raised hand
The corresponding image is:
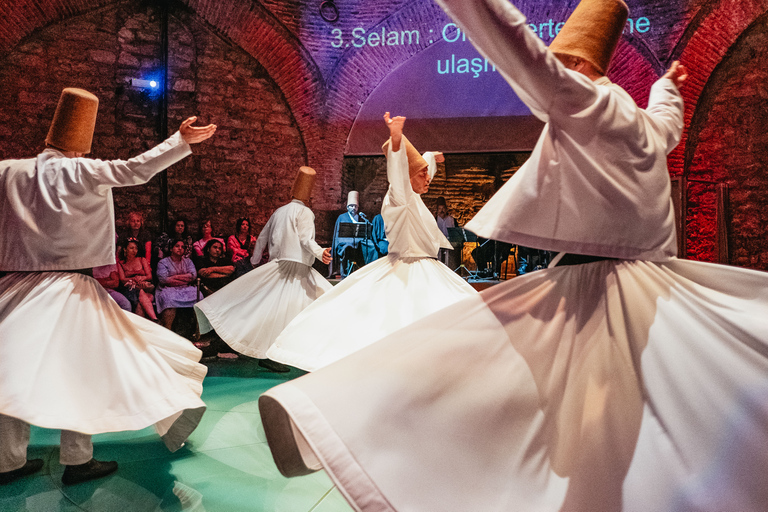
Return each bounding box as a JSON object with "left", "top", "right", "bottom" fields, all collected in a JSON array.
[
  {"left": 384, "top": 112, "right": 406, "bottom": 152},
  {"left": 179, "top": 116, "right": 217, "bottom": 144},
  {"left": 663, "top": 61, "right": 688, "bottom": 89},
  {"left": 384, "top": 112, "right": 405, "bottom": 136}
]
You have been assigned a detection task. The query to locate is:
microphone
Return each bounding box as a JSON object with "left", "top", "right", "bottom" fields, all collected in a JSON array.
[{"left": 359, "top": 212, "right": 367, "bottom": 221}]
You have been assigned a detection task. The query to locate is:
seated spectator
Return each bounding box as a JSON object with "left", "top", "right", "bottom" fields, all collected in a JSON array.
[
  {"left": 155, "top": 239, "right": 198, "bottom": 330},
  {"left": 156, "top": 217, "right": 194, "bottom": 261},
  {"left": 117, "top": 210, "right": 152, "bottom": 260},
  {"left": 117, "top": 238, "right": 157, "bottom": 320},
  {"left": 92, "top": 262, "right": 131, "bottom": 311},
  {"left": 197, "top": 239, "right": 235, "bottom": 296},
  {"left": 192, "top": 219, "right": 224, "bottom": 259},
  {"left": 227, "top": 217, "right": 256, "bottom": 264}
]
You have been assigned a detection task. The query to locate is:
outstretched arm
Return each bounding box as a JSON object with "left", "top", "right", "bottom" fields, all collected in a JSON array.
[
  {"left": 648, "top": 61, "right": 687, "bottom": 152},
  {"left": 75, "top": 116, "right": 217, "bottom": 191},
  {"left": 435, "top": 0, "right": 597, "bottom": 121}
]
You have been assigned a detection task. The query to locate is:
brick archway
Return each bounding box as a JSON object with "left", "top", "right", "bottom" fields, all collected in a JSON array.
[{"left": 670, "top": 0, "right": 768, "bottom": 176}]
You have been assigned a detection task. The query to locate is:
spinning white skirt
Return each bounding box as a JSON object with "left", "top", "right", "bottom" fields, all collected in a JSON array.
[
  {"left": 266, "top": 254, "right": 477, "bottom": 372},
  {"left": 194, "top": 259, "right": 332, "bottom": 359},
  {"left": 260, "top": 258, "right": 768, "bottom": 511},
  {"left": 0, "top": 272, "right": 207, "bottom": 451}
]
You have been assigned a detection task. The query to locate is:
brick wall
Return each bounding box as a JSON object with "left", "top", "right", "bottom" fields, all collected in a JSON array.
[
  {"left": 2, "top": 0, "right": 768, "bottom": 269},
  {"left": 0, "top": 3, "right": 306, "bottom": 242},
  {"left": 684, "top": 10, "right": 768, "bottom": 269}
]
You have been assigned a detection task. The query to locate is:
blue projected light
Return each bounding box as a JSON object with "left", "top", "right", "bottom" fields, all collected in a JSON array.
[{"left": 130, "top": 78, "right": 160, "bottom": 89}]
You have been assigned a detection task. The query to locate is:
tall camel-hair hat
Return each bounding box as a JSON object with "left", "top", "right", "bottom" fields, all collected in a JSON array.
[
  {"left": 292, "top": 166, "right": 316, "bottom": 203},
  {"left": 548, "top": 0, "right": 629, "bottom": 75},
  {"left": 46, "top": 88, "right": 99, "bottom": 154}
]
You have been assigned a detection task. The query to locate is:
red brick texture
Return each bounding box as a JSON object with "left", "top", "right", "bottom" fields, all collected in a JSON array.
[{"left": 1, "top": 0, "right": 768, "bottom": 267}]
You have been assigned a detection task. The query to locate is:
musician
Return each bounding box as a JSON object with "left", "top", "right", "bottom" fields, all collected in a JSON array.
[
  {"left": 435, "top": 196, "right": 458, "bottom": 267},
  {"left": 471, "top": 237, "right": 514, "bottom": 277},
  {"left": 435, "top": 197, "right": 455, "bottom": 237},
  {"left": 369, "top": 213, "right": 389, "bottom": 260},
  {"left": 331, "top": 191, "right": 366, "bottom": 277}
]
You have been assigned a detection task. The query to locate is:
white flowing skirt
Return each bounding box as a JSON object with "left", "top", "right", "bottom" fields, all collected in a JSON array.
[
  {"left": 260, "top": 258, "right": 768, "bottom": 511},
  {"left": 194, "top": 259, "right": 332, "bottom": 359},
  {"left": 266, "top": 254, "right": 477, "bottom": 372},
  {"left": 0, "top": 272, "right": 207, "bottom": 451}
]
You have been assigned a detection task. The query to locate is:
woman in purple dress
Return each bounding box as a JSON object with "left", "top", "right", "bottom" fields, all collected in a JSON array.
[{"left": 155, "top": 239, "right": 198, "bottom": 330}]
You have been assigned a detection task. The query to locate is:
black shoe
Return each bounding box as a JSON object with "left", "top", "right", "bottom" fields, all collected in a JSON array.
[
  {"left": 258, "top": 359, "right": 291, "bottom": 373},
  {"left": 62, "top": 458, "right": 118, "bottom": 485},
  {"left": 0, "top": 459, "right": 43, "bottom": 485}
]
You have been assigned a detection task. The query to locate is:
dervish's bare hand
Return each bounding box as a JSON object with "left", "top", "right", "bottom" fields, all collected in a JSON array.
[
  {"left": 433, "top": 152, "right": 445, "bottom": 164},
  {"left": 663, "top": 61, "right": 688, "bottom": 89},
  {"left": 322, "top": 247, "right": 332, "bottom": 265},
  {"left": 180, "top": 116, "right": 217, "bottom": 144},
  {"left": 384, "top": 112, "right": 406, "bottom": 137}
]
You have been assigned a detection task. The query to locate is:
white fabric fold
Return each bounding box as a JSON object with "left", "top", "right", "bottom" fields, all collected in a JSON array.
[
  {"left": 0, "top": 272, "right": 206, "bottom": 442},
  {"left": 261, "top": 258, "right": 768, "bottom": 511}
]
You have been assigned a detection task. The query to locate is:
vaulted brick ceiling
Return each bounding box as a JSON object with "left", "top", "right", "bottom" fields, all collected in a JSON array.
[{"left": 4, "top": 0, "right": 768, "bottom": 178}]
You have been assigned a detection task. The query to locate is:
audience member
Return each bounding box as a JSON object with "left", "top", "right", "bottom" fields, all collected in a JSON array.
[
  {"left": 227, "top": 218, "right": 256, "bottom": 263},
  {"left": 92, "top": 262, "right": 131, "bottom": 311},
  {"left": 197, "top": 239, "right": 235, "bottom": 296},
  {"left": 192, "top": 219, "right": 224, "bottom": 259},
  {"left": 156, "top": 217, "right": 194, "bottom": 261},
  {"left": 155, "top": 239, "right": 198, "bottom": 331},
  {"left": 117, "top": 211, "right": 152, "bottom": 260},
  {"left": 117, "top": 238, "right": 157, "bottom": 320}
]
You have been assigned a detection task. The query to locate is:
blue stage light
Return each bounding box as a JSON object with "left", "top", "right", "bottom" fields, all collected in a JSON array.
[{"left": 130, "top": 78, "right": 161, "bottom": 90}]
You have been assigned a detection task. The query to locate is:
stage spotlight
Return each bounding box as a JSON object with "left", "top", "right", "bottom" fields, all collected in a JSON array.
[{"left": 130, "top": 78, "right": 160, "bottom": 90}]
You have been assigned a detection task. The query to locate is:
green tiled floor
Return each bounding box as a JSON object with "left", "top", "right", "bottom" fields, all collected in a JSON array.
[{"left": 0, "top": 359, "right": 353, "bottom": 512}]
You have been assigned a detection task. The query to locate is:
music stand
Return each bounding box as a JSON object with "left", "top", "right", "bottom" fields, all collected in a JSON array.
[
  {"left": 337, "top": 222, "right": 372, "bottom": 240},
  {"left": 449, "top": 227, "right": 480, "bottom": 277},
  {"left": 337, "top": 222, "right": 372, "bottom": 274}
]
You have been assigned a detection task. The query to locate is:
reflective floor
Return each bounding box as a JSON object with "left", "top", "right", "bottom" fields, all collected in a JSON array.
[{"left": 0, "top": 359, "right": 353, "bottom": 512}]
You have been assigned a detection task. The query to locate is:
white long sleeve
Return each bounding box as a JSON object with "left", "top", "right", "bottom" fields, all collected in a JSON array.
[
  {"left": 0, "top": 132, "right": 192, "bottom": 271},
  {"left": 440, "top": 0, "right": 683, "bottom": 260}
]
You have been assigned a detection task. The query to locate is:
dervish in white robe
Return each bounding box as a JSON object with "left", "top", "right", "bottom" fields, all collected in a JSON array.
[
  {"left": 257, "top": 1, "right": 768, "bottom": 511},
  {"left": 194, "top": 168, "right": 332, "bottom": 360},
  {"left": 1, "top": 110, "right": 213, "bottom": 481},
  {"left": 265, "top": 137, "right": 477, "bottom": 372}
]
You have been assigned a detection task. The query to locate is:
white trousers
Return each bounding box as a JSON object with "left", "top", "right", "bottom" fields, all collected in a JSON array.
[{"left": 0, "top": 414, "right": 92, "bottom": 472}]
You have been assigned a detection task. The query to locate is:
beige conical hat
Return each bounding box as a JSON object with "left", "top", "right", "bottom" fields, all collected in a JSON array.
[
  {"left": 292, "top": 166, "right": 316, "bottom": 203},
  {"left": 548, "top": 0, "right": 629, "bottom": 74},
  {"left": 381, "top": 134, "right": 428, "bottom": 177},
  {"left": 46, "top": 88, "right": 99, "bottom": 154},
  {"left": 347, "top": 191, "right": 359, "bottom": 206}
]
